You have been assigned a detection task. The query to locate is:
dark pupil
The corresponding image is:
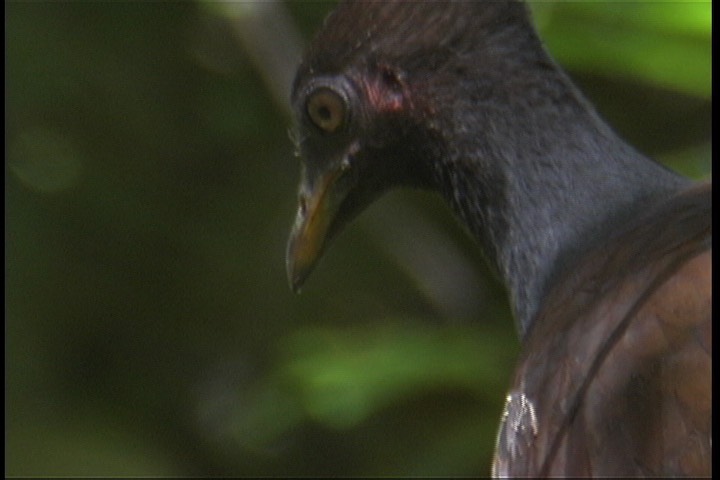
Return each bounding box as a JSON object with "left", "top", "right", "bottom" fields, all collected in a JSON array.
[{"left": 317, "top": 105, "right": 332, "bottom": 121}]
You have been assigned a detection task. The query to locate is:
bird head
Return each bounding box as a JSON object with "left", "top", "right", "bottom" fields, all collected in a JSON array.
[{"left": 286, "top": 0, "right": 537, "bottom": 292}]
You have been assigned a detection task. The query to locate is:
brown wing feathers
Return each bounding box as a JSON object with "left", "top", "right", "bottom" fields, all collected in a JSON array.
[{"left": 494, "top": 183, "right": 711, "bottom": 476}]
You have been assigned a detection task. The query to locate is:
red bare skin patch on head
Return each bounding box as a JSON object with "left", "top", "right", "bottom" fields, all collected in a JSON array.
[{"left": 361, "top": 64, "right": 411, "bottom": 114}]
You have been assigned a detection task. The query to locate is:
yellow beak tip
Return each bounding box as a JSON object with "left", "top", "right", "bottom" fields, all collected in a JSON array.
[
  {"left": 287, "top": 268, "right": 305, "bottom": 294},
  {"left": 286, "top": 238, "right": 315, "bottom": 294}
]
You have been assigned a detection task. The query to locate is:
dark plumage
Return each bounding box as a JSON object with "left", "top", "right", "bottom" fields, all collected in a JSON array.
[{"left": 285, "top": 1, "right": 711, "bottom": 476}]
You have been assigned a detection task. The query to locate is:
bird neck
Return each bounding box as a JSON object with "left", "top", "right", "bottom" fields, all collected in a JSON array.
[{"left": 429, "top": 79, "right": 688, "bottom": 337}]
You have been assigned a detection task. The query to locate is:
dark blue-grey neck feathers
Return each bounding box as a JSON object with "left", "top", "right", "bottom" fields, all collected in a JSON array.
[
  {"left": 429, "top": 54, "right": 688, "bottom": 335},
  {"left": 297, "top": 0, "right": 690, "bottom": 336}
]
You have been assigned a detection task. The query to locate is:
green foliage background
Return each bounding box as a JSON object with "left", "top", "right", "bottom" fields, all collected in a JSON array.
[{"left": 6, "top": 1, "right": 710, "bottom": 476}]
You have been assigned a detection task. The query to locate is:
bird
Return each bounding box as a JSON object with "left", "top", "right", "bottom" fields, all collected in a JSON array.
[{"left": 284, "top": 0, "right": 711, "bottom": 477}]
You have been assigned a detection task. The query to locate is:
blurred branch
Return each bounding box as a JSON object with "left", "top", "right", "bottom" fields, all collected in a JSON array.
[
  {"left": 360, "top": 197, "right": 494, "bottom": 322},
  {"left": 204, "top": 1, "right": 304, "bottom": 116}
]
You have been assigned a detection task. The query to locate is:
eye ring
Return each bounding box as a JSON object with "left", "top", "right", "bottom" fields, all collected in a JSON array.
[{"left": 306, "top": 87, "right": 347, "bottom": 134}]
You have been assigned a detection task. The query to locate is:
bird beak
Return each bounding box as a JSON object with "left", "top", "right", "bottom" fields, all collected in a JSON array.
[{"left": 286, "top": 159, "right": 352, "bottom": 293}]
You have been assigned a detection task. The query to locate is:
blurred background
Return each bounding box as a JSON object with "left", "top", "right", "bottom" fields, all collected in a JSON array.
[{"left": 6, "top": 1, "right": 710, "bottom": 476}]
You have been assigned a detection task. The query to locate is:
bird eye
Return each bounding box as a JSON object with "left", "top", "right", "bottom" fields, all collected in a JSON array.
[{"left": 306, "top": 88, "right": 347, "bottom": 133}]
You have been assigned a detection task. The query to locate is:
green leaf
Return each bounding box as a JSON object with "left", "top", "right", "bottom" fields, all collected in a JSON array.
[{"left": 531, "top": 2, "right": 711, "bottom": 98}]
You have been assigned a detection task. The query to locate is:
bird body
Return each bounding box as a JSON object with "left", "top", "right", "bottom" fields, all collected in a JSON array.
[
  {"left": 493, "top": 182, "right": 711, "bottom": 476},
  {"left": 285, "top": 1, "right": 711, "bottom": 476}
]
